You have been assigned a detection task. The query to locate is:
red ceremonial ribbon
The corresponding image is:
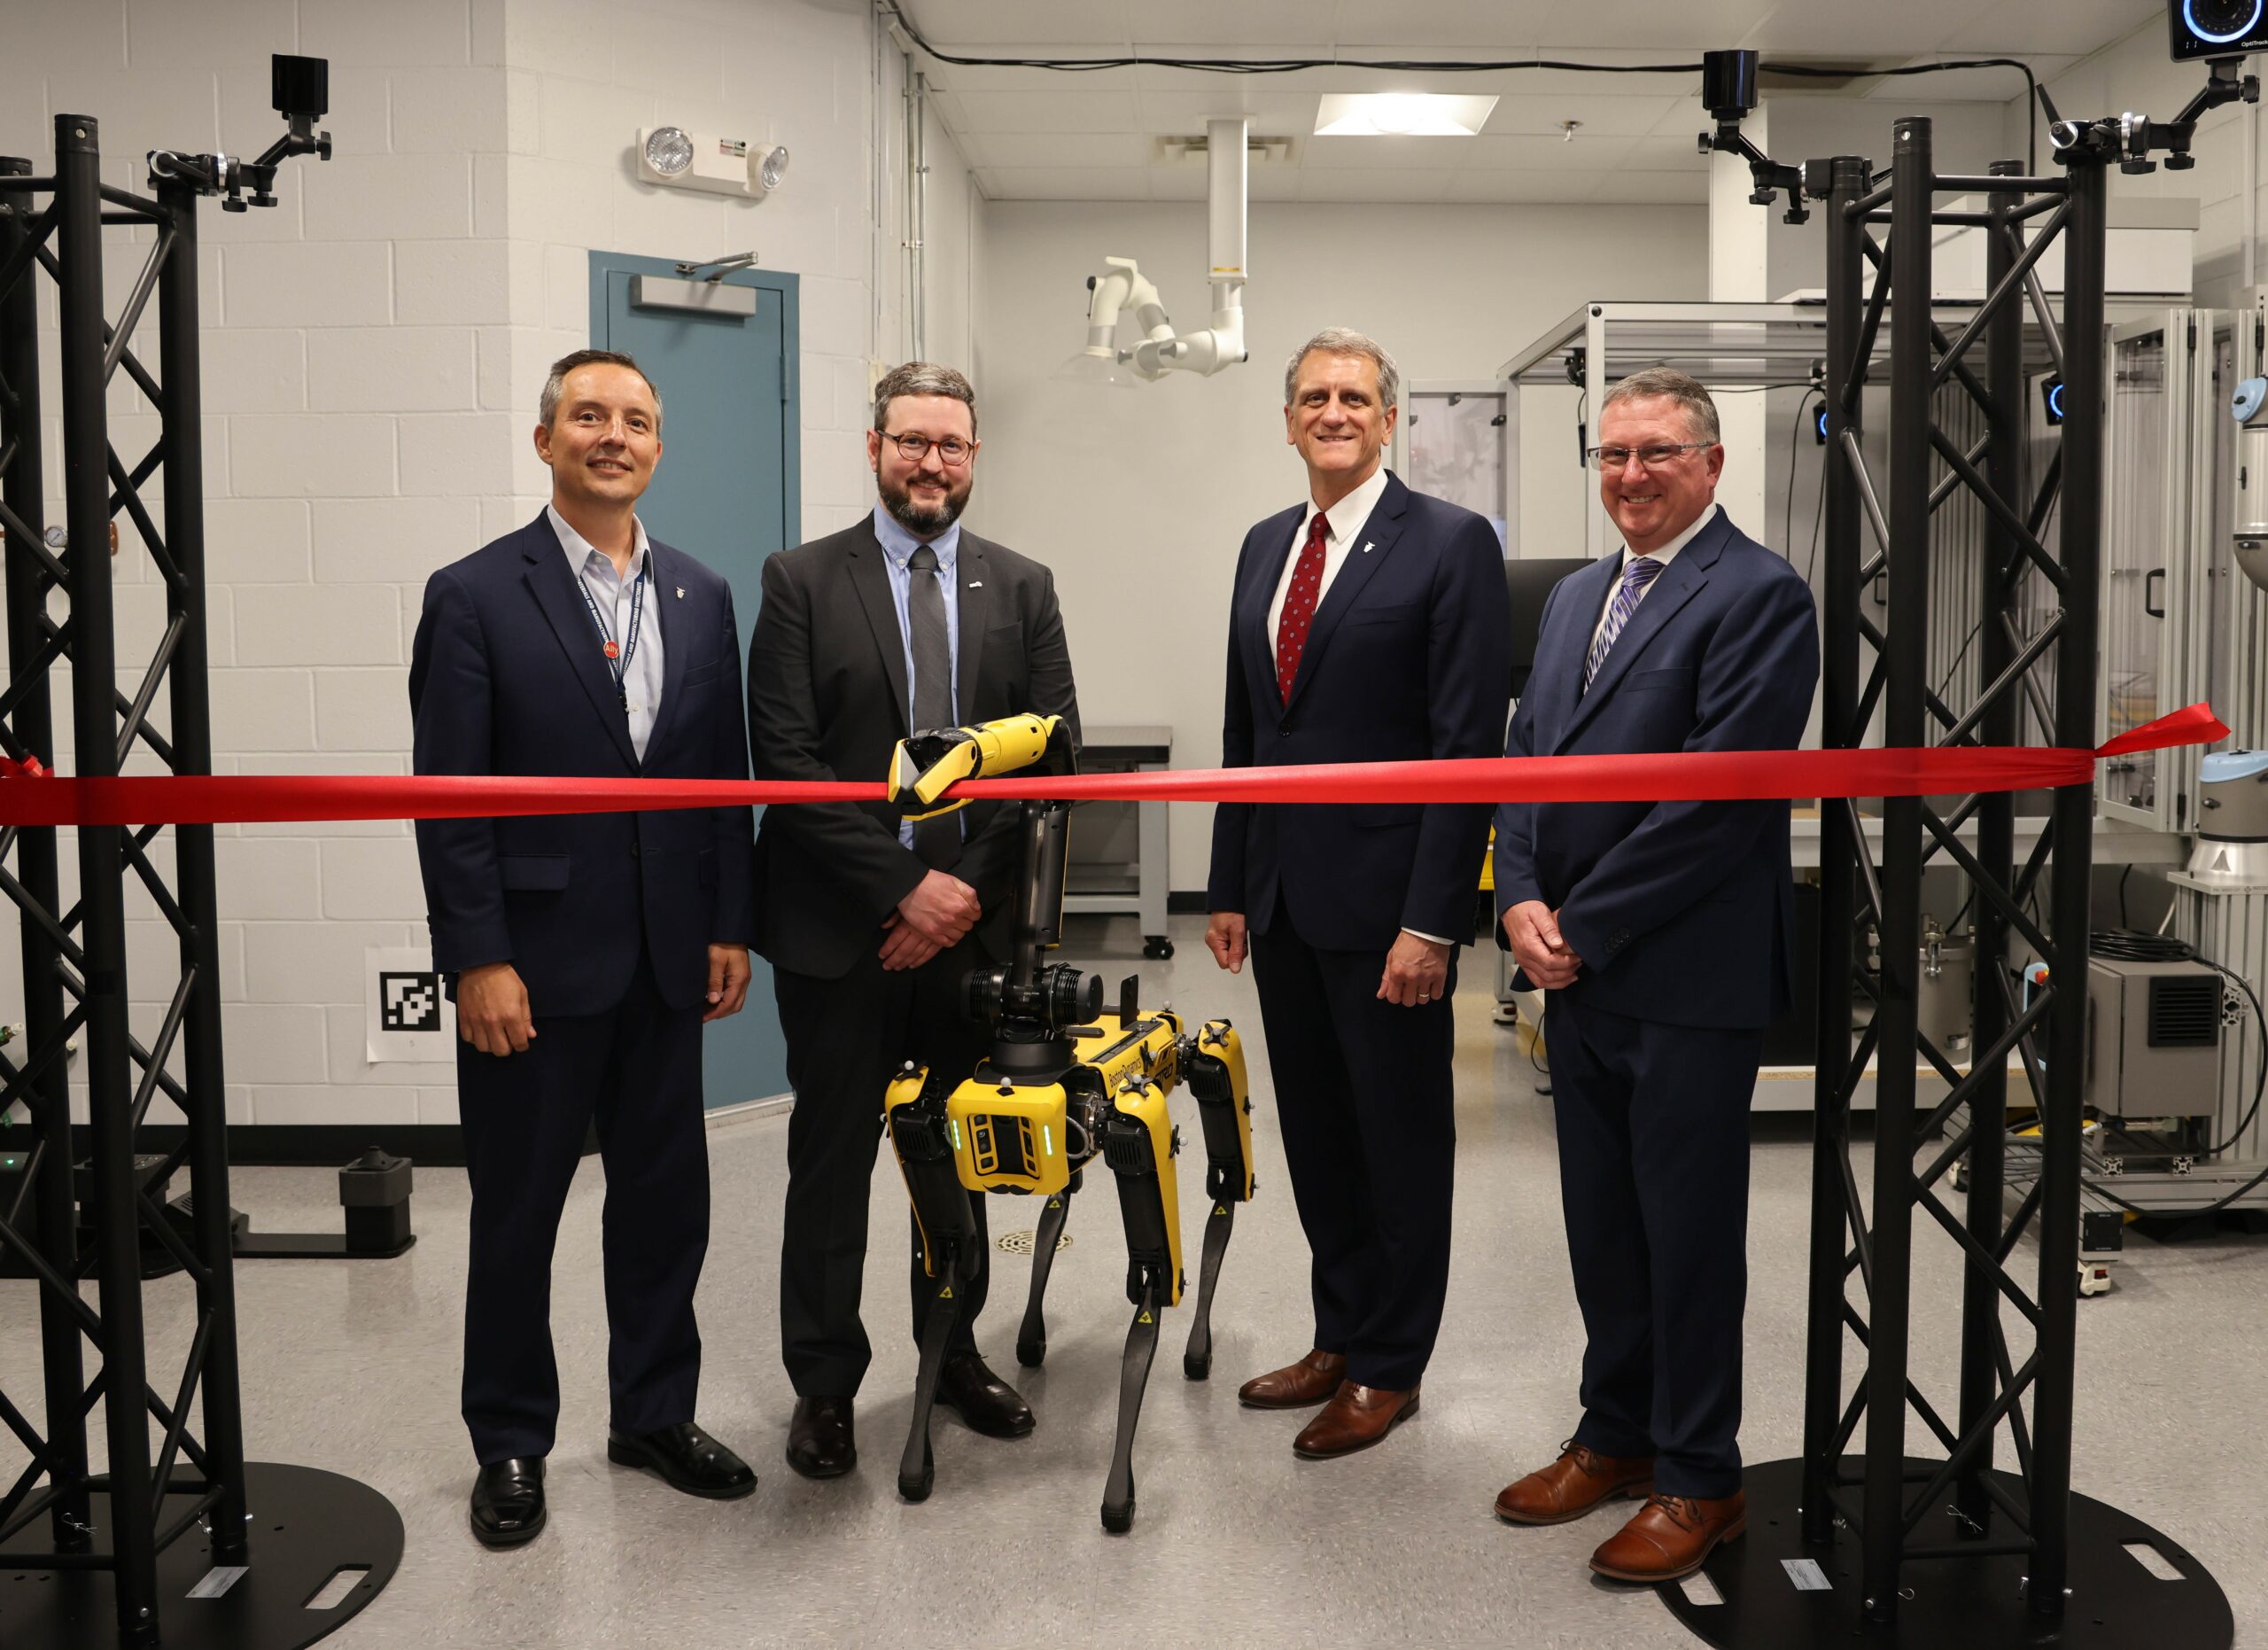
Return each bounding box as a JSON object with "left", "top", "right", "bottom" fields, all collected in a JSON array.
[{"left": 0, "top": 703, "right": 2230, "bottom": 829}]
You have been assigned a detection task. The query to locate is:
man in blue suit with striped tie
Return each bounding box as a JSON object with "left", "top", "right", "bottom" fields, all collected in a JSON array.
[{"left": 1491, "top": 368, "right": 1819, "bottom": 1584}]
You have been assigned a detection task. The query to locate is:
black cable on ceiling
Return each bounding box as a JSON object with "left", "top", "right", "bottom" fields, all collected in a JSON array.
[{"left": 884, "top": 4, "right": 2045, "bottom": 171}]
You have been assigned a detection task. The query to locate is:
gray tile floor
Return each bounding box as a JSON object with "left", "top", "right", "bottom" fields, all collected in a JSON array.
[{"left": 6, "top": 914, "right": 2267, "bottom": 1646}]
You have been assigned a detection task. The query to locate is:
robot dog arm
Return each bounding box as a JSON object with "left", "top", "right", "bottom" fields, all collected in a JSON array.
[{"left": 889, "top": 712, "right": 1072, "bottom": 819}]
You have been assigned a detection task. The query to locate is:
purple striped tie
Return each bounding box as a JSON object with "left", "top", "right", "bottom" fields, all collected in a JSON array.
[{"left": 1584, "top": 556, "right": 1664, "bottom": 689}]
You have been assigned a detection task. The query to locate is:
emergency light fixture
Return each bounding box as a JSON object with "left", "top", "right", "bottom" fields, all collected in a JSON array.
[{"left": 638, "top": 125, "right": 789, "bottom": 198}]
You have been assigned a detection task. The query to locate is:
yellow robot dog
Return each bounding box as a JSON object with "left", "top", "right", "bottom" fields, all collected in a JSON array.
[{"left": 882, "top": 714, "right": 1256, "bottom": 1532}]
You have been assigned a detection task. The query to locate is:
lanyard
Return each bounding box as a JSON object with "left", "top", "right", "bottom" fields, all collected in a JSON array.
[{"left": 577, "top": 559, "right": 645, "bottom": 711}]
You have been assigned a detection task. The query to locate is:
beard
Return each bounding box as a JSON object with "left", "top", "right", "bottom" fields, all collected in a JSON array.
[{"left": 881, "top": 470, "right": 969, "bottom": 536}]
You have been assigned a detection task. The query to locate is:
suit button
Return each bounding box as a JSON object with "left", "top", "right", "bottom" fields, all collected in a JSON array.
[
  {"left": 1279, "top": 728, "right": 1293, "bottom": 738},
  {"left": 631, "top": 842, "right": 641, "bottom": 859}
]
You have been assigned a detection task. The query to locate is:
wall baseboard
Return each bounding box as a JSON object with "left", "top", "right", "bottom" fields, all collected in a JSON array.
[{"left": 81, "top": 1124, "right": 470, "bottom": 1168}]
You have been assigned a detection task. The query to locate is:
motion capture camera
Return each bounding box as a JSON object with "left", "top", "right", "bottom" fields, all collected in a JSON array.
[
  {"left": 148, "top": 53, "right": 332, "bottom": 209},
  {"left": 1701, "top": 50, "right": 1760, "bottom": 122},
  {"left": 2170, "top": 0, "right": 2268, "bottom": 61}
]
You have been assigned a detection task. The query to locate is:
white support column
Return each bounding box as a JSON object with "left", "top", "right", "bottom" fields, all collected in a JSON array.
[{"left": 1710, "top": 106, "right": 1771, "bottom": 541}]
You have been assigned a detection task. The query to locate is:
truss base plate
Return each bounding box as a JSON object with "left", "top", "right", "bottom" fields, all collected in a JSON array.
[
  {"left": 0, "top": 1462, "right": 402, "bottom": 1649},
  {"left": 1656, "top": 1457, "right": 2231, "bottom": 1648}
]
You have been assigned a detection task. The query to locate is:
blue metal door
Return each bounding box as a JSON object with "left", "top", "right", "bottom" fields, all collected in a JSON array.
[{"left": 592, "top": 253, "right": 799, "bottom": 1108}]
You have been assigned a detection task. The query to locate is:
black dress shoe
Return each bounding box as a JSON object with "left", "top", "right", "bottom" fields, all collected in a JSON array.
[
  {"left": 787, "top": 1395, "right": 857, "bottom": 1480},
  {"left": 470, "top": 1457, "right": 546, "bottom": 1548},
  {"left": 936, "top": 1353, "right": 1035, "bottom": 1439},
  {"left": 606, "top": 1421, "right": 757, "bottom": 1499}
]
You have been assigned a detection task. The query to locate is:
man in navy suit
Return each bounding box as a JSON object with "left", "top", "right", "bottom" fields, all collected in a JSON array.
[
  {"left": 411, "top": 349, "right": 761, "bottom": 1548},
  {"left": 1206, "top": 328, "right": 1511, "bottom": 1459},
  {"left": 1491, "top": 368, "right": 1818, "bottom": 1584}
]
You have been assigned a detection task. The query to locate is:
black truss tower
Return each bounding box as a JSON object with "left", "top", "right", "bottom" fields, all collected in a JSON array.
[
  {"left": 0, "top": 113, "right": 399, "bottom": 1649},
  {"left": 1662, "top": 121, "right": 2233, "bottom": 1647}
]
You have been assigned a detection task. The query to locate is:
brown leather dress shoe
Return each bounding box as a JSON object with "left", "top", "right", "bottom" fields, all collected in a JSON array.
[
  {"left": 1589, "top": 1490, "right": 1747, "bottom": 1583},
  {"left": 1494, "top": 1440, "right": 1657, "bottom": 1525},
  {"left": 1238, "top": 1348, "right": 1347, "bottom": 1410},
  {"left": 1291, "top": 1381, "right": 1419, "bottom": 1459}
]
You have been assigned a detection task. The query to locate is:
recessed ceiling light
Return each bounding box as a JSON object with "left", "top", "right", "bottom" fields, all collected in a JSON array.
[{"left": 1314, "top": 92, "right": 1497, "bottom": 137}]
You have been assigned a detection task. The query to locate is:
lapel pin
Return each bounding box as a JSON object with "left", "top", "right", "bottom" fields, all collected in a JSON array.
[
  {"left": 1362, "top": 541, "right": 1374, "bottom": 554},
  {"left": 968, "top": 580, "right": 983, "bottom": 588},
  {"left": 675, "top": 586, "right": 685, "bottom": 599}
]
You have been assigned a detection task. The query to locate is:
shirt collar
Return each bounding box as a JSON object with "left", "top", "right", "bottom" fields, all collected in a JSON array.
[
  {"left": 1622, "top": 502, "right": 1719, "bottom": 570},
  {"left": 1304, "top": 463, "right": 1392, "bottom": 545},
  {"left": 872, "top": 502, "right": 962, "bottom": 572},
  {"left": 548, "top": 503, "right": 650, "bottom": 580}
]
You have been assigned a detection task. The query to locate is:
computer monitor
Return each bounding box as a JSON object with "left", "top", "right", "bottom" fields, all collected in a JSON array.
[{"left": 1506, "top": 557, "right": 1596, "bottom": 697}]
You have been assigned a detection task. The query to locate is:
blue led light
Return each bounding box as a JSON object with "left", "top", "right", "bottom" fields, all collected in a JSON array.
[
  {"left": 1815, "top": 405, "right": 1829, "bottom": 437},
  {"left": 2047, "top": 381, "right": 2066, "bottom": 418},
  {"left": 2186, "top": 0, "right": 2264, "bottom": 45}
]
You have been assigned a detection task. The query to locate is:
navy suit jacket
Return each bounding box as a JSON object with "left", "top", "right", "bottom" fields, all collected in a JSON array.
[
  {"left": 1494, "top": 509, "right": 1820, "bottom": 1030},
  {"left": 409, "top": 514, "right": 759, "bottom": 1018},
  {"left": 1208, "top": 471, "right": 1513, "bottom": 950}
]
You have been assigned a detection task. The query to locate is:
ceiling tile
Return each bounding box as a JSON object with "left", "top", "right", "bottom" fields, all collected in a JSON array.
[
  {"left": 1304, "top": 133, "right": 1489, "bottom": 169},
  {"left": 979, "top": 167, "right": 1150, "bottom": 200},
  {"left": 949, "top": 89, "right": 1139, "bottom": 133},
  {"left": 1459, "top": 132, "right": 1644, "bottom": 171},
  {"left": 1484, "top": 94, "right": 1689, "bottom": 137},
  {"left": 1625, "top": 134, "right": 1713, "bottom": 170},
  {"left": 959, "top": 130, "right": 1155, "bottom": 168},
  {"left": 1442, "top": 170, "right": 1604, "bottom": 203}
]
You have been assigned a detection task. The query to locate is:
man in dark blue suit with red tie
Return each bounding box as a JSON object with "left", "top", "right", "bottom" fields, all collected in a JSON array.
[
  {"left": 1206, "top": 328, "right": 1511, "bottom": 1459},
  {"left": 411, "top": 349, "right": 761, "bottom": 1548},
  {"left": 1491, "top": 368, "right": 1818, "bottom": 1584}
]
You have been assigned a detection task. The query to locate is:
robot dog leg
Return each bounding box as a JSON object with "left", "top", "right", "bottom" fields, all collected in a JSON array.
[
  {"left": 1099, "top": 1071, "right": 1183, "bottom": 1533},
  {"left": 1013, "top": 1170, "right": 1076, "bottom": 1369},
  {"left": 1177, "top": 1018, "right": 1254, "bottom": 1381},
  {"left": 886, "top": 1062, "right": 982, "bottom": 1503}
]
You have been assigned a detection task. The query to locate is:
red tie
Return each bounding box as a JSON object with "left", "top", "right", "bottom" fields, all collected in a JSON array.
[{"left": 1274, "top": 510, "right": 1329, "bottom": 704}]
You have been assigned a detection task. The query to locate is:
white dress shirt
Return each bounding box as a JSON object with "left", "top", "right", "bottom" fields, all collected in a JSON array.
[
  {"left": 1267, "top": 463, "right": 1394, "bottom": 664},
  {"left": 548, "top": 504, "right": 663, "bottom": 761},
  {"left": 1264, "top": 463, "right": 1448, "bottom": 949},
  {"left": 1590, "top": 503, "right": 1720, "bottom": 654}
]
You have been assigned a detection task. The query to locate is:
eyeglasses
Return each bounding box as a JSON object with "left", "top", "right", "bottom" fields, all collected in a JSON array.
[
  {"left": 1586, "top": 441, "right": 1711, "bottom": 471},
  {"left": 883, "top": 432, "right": 975, "bottom": 466}
]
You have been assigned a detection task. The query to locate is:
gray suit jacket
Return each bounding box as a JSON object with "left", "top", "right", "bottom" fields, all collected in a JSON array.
[{"left": 747, "top": 518, "right": 1081, "bottom": 979}]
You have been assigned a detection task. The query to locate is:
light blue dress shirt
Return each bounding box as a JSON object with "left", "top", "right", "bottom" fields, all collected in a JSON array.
[
  {"left": 548, "top": 504, "right": 663, "bottom": 762},
  {"left": 872, "top": 503, "right": 962, "bottom": 850}
]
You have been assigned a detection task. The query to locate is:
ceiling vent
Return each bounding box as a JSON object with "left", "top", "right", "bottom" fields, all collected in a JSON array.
[{"left": 1154, "top": 132, "right": 1294, "bottom": 166}]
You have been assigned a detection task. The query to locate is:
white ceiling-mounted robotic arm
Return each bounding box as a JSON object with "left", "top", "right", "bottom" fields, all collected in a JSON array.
[{"left": 1062, "top": 118, "right": 1248, "bottom": 385}]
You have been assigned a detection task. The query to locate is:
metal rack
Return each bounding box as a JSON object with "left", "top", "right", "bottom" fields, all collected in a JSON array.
[
  {"left": 0, "top": 111, "right": 399, "bottom": 1650},
  {"left": 1657, "top": 134, "right": 2232, "bottom": 1648}
]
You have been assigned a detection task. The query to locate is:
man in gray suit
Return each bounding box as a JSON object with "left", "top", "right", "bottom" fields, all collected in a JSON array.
[{"left": 748, "top": 362, "right": 1080, "bottom": 1480}]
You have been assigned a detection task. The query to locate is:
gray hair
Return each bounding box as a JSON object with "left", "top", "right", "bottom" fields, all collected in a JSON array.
[
  {"left": 540, "top": 348, "right": 662, "bottom": 435},
  {"left": 1284, "top": 327, "right": 1400, "bottom": 409},
  {"left": 1601, "top": 366, "right": 1720, "bottom": 445},
  {"left": 874, "top": 361, "right": 978, "bottom": 436}
]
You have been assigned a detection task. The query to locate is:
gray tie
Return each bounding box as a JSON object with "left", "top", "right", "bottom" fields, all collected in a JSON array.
[{"left": 907, "top": 544, "right": 960, "bottom": 869}]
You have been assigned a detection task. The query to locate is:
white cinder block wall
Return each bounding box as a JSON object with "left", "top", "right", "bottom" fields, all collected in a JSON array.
[{"left": 0, "top": 0, "right": 970, "bottom": 1131}]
